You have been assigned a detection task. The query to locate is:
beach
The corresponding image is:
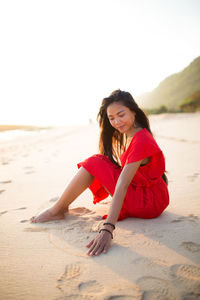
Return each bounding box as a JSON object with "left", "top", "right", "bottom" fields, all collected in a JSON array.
[{"left": 0, "top": 113, "right": 200, "bottom": 300}]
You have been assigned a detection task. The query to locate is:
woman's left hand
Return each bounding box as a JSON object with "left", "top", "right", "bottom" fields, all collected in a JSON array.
[{"left": 86, "top": 230, "right": 112, "bottom": 256}]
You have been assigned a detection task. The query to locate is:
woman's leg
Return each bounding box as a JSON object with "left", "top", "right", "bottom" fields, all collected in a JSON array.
[{"left": 30, "top": 168, "right": 94, "bottom": 223}]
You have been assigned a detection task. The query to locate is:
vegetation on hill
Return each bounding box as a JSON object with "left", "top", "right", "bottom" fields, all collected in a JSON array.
[
  {"left": 144, "top": 90, "right": 200, "bottom": 115},
  {"left": 137, "top": 56, "right": 200, "bottom": 111},
  {"left": 179, "top": 90, "right": 200, "bottom": 112}
]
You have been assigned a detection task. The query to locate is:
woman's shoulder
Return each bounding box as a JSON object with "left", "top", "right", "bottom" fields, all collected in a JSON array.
[
  {"left": 131, "top": 128, "right": 161, "bottom": 153},
  {"left": 132, "top": 128, "right": 154, "bottom": 143}
]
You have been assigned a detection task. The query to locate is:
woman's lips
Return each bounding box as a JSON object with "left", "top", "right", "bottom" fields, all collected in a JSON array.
[{"left": 117, "top": 125, "right": 125, "bottom": 131}]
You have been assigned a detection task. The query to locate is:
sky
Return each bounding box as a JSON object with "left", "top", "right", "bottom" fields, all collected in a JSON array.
[{"left": 0, "top": 0, "right": 199, "bottom": 126}]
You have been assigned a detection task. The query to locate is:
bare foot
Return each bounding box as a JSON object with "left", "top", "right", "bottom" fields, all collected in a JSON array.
[{"left": 30, "top": 209, "right": 65, "bottom": 223}]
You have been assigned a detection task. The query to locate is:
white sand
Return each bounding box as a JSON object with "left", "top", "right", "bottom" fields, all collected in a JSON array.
[{"left": 0, "top": 113, "right": 200, "bottom": 300}]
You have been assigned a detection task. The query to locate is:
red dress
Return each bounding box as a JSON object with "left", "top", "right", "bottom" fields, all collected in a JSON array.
[{"left": 77, "top": 128, "right": 169, "bottom": 221}]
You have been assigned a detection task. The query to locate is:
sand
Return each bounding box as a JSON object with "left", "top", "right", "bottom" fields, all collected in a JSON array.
[{"left": 0, "top": 113, "right": 200, "bottom": 300}]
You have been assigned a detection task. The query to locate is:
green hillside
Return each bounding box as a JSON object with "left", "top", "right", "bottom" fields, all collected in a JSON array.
[
  {"left": 136, "top": 56, "right": 200, "bottom": 110},
  {"left": 179, "top": 90, "right": 200, "bottom": 112}
]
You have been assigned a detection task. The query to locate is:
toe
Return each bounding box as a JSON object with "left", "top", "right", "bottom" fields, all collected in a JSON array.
[{"left": 30, "top": 216, "right": 36, "bottom": 223}]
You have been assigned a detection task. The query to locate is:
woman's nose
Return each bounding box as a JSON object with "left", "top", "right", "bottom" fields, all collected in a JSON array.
[{"left": 115, "top": 118, "right": 120, "bottom": 125}]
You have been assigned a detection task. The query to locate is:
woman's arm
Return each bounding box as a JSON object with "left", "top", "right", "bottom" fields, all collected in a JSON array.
[
  {"left": 106, "top": 159, "right": 142, "bottom": 225},
  {"left": 86, "top": 160, "right": 142, "bottom": 256}
]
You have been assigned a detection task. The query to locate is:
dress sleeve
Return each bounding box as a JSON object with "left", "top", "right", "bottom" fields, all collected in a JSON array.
[{"left": 126, "top": 131, "right": 161, "bottom": 164}]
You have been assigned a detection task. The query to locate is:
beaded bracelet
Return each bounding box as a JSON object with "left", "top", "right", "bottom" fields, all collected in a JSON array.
[
  {"left": 99, "top": 228, "right": 113, "bottom": 239},
  {"left": 103, "top": 222, "right": 115, "bottom": 230}
]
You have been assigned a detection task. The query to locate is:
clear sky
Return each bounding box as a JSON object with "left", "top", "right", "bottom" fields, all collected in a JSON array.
[{"left": 0, "top": 0, "right": 199, "bottom": 126}]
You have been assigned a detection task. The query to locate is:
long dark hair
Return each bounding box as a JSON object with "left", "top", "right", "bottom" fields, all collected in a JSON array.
[{"left": 97, "top": 89, "right": 168, "bottom": 185}]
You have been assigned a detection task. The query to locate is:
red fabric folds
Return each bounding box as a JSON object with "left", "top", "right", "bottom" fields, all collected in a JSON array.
[{"left": 77, "top": 128, "right": 169, "bottom": 221}]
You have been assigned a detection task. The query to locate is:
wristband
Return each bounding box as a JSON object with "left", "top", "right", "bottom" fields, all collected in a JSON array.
[
  {"left": 99, "top": 228, "right": 113, "bottom": 239},
  {"left": 103, "top": 222, "right": 115, "bottom": 230}
]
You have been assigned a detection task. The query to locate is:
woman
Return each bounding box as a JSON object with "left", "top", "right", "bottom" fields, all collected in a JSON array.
[{"left": 31, "top": 89, "right": 169, "bottom": 256}]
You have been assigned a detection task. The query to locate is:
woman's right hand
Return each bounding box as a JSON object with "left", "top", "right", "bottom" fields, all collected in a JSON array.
[{"left": 86, "top": 229, "right": 113, "bottom": 256}]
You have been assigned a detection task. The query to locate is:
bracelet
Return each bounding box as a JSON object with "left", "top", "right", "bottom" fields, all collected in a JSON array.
[
  {"left": 99, "top": 228, "right": 113, "bottom": 239},
  {"left": 103, "top": 222, "right": 115, "bottom": 230}
]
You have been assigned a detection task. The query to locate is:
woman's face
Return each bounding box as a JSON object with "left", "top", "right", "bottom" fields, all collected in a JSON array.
[{"left": 107, "top": 102, "right": 136, "bottom": 136}]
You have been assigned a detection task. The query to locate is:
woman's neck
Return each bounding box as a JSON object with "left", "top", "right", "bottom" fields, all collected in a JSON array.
[{"left": 126, "top": 126, "right": 143, "bottom": 139}]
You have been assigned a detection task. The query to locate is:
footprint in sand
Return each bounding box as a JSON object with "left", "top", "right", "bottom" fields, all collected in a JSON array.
[
  {"left": 171, "top": 215, "right": 199, "bottom": 224},
  {"left": 25, "top": 170, "right": 35, "bottom": 174},
  {"left": 136, "top": 276, "right": 170, "bottom": 291},
  {"left": 182, "top": 242, "right": 200, "bottom": 253},
  {"left": 0, "top": 189, "right": 5, "bottom": 194},
  {"left": 132, "top": 257, "right": 170, "bottom": 268},
  {"left": 104, "top": 284, "right": 143, "bottom": 300},
  {"left": 142, "top": 290, "right": 176, "bottom": 300},
  {"left": 170, "top": 264, "right": 200, "bottom": 282},
  {"left": 56, "top": 264, "right": 84, "bottom": 292},
  {"left": 69, "top": 207, "right": 94, "bottom": 216},
  {"left": 170, "top": 264, "right": 200, "bottom": 294},
  {"left": 0, "top": 207, "right": 27, "bottom": 217},
  {"left": 131, "top": 257, "right": 171, "bottom": 279},
  {"left": 136, "top": 276, "right": 175, "bottom": 299},
  {"left": 24, "top": 166, "right": 35, "bottom": 174},
  {"left": 181, "top": 293, "right": 200, "bottom": 300},
  {"left": 2, "top": 161, "right": 9, "bottom": 165},
  {"left": 0, "top": 210, "right": 7, "bottom": 216},
  {"left": 78, "top": 280, "right": 103, "bottom": 294},
  {"left": 187, "top": 172, "right": 200, "bottom": 182},
  {"left": 29, "top": 207, "right": 102, "bottom": 257},
  {"left": 188, "top": 214, "right": 199, "bottom": 220},
  {"left": 0, "top": 180, "right": 12, "bottom": 184},
  {"left": 14, "top": 207, "right": 27, "bottom": 211},
  {"left": 48, "top": 214, "right": 104, "bottom": 257},
  {"left": 57, "top": 264, "right": 82, "bottom": 281}
]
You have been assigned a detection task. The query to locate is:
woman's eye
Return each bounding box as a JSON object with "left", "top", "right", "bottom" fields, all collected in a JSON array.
[{"left": 119, "top": 114, "right": 124, "bottom": 118}]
